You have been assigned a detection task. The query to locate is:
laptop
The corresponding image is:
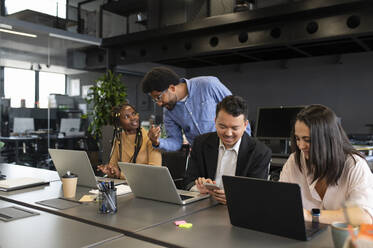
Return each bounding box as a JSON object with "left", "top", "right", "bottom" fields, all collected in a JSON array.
[
  {"left": 0, "top": 177, "right": 49, "bottom": 192},
  {"left": 48, "top": 149, "right": 125, "bottom": 188},
  {"left": 118, "top": 162, "right": 209, "bottom": 205},
  {"left": 222, "top": 175, "right": 328, "bottom": 241}
]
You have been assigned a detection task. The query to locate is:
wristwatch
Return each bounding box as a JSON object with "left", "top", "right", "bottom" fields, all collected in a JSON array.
[{"left": 311, "top": 208, "right": 321, "bottom": 223}]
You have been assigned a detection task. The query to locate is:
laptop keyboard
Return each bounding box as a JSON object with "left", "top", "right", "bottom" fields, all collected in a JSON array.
[
  {"left": 305, "top": 221, "right": 322, "bottom": 237},
  {"left": 179, "top": 194, "right": 194, "bottom": 200}
]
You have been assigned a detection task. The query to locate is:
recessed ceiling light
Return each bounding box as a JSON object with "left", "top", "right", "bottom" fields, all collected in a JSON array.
[
  {"left": 0, "top": 23, "right": 12, "bottom": 29},
  {"left": 49, "top": 33, "right": 100, "bottom": 46},
  {"left": 0, "top": 28, "right": 37, "bottom": 38}
]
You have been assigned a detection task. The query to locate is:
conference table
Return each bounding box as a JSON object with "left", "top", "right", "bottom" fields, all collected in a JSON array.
[
  {"left": 0, "top": 199, "right": 124, "bottom": 248},
  {"left": 138, "top": 204, "right": 334, "bottom": 248},
  {"left": 0, "top": 163, "right": 336, "bottom": 248}
]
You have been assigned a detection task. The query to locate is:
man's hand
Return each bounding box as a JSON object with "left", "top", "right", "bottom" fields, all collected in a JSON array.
[
  {"left": 148, "top": 125, "right": 161, "bottom": 146},
  {"left": 194, "top": 177, "right": 213, "bottom": 194},
  {"left": 210, "top": 189, "right": 227, "bottom": 205}
]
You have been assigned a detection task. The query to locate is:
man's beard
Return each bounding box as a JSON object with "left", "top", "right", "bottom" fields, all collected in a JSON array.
[
  {"left": 163, "top": 94, "right": 177, "bottom": 110},
  {"left": 164, "top": 101, "right": 176, "bottom": 110}
]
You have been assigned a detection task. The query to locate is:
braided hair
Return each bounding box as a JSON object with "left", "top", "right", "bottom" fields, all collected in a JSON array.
[{"left": 110, "top": 103, "right": 143, "bottom": 163}]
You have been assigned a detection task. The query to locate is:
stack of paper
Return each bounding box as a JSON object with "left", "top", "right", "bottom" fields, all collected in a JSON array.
[{"left": 89, "top": 184, "right": 132, "bottom": 196}]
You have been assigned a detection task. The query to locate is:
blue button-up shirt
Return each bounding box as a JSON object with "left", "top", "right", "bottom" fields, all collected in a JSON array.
[{"left": 158, "top": 76, "right": 251, "bottom": 151}]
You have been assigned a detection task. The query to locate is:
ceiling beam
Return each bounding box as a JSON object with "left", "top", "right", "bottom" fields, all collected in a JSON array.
[{"left": 74, "top": 0, "right": 373, "bottom": 69}]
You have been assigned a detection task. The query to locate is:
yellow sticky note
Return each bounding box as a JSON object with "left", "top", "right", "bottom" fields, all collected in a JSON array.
[
  {"left": 179, "top": 223, "right": 193, "bottom": 229},
  {"left": 79, "top": 195, "right": 97, "bottom": 202}
]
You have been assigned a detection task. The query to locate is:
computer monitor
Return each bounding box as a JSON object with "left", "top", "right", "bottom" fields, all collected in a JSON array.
[
  {"left": 13, "top": 117, "right": 34, "bottom": 134},
  {"left": 255, "top": 106, "right": 304, "bottom": 139},
  {"left": 59, "top": 118, "right": 81, "bottom": 134}
]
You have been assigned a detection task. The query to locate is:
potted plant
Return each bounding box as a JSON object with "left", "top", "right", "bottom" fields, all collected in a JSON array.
[
  {"left": 84, "top": 70, "right": 127, "bottom": 166},
  {"left": 85, "top": 70, "right": 127, "bottom": 140}
]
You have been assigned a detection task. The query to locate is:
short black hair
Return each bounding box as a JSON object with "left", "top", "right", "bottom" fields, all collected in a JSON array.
[
  {"left": 141, "top": 67, "right": 180, "bottom": 94},
  {"left": 216, "top": 95, "right": 248, "bottom": 120}
]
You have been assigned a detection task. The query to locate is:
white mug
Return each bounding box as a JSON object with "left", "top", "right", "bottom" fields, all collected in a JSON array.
[{"left": 331, "top": 222, "right": 358, "bottom": 248}]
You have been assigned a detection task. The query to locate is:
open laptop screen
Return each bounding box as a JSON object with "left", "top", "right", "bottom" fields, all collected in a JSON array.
[{"left": 223, "top": 176, "right": 327, "bottom": 241}]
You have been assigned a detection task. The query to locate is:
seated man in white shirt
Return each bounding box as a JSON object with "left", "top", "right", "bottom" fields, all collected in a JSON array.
[
  {"left": 184, "top": 95, "right": 271, "bottom": 204},
  {"left": 280, "top": 104, "right": 373, "bottom": 224}
]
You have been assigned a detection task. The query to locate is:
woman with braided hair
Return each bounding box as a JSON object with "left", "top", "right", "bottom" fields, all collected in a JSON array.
[{"left": 97, "top": 104, "right": 161, "bottom": 179}]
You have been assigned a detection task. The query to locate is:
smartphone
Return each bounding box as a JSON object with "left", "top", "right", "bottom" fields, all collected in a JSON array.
[{"left": 203, "top": 182, "right": 221, "bottom": 191}]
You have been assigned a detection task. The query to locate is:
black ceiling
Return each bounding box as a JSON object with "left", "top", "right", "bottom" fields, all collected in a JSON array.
[
  {"left": 78, "top": 0, "right": 373, "bottom": 70},
  {"left": 103, "top": 0, "right": 147, "bottom": 17},
  {"left": 156, "top": 36, "right": 373, "bottom": 68}
]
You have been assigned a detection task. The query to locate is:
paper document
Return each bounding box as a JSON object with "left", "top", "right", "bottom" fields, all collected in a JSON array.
[{"left": 89, "top": 184, "right": 132, "bottom": 196}]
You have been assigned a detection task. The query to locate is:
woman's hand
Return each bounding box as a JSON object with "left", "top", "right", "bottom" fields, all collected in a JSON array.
[
  {"left": 97, "top": 163, "right": 121, "bottom": 178},
  {"left": 303, "top": 208, "right": 312, "bottom": 222}
]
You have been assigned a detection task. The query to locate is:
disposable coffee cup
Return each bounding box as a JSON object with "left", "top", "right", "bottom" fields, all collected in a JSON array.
[
  {"left": 331, "top": 222, "right": 359, "bottom": 248},
  {"left": 61, "top": 171, "right": 78, "bottom": 198}
]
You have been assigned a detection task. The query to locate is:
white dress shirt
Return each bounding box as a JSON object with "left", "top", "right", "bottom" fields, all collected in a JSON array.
[
  {"left": 280, "top": 152, "right": 373, "bottom": 217},
  {"left": 214, "top": 138, "right": 242, "bottom": 188}
]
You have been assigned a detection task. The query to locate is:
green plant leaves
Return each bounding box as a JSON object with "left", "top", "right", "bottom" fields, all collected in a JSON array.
[{"left": 85, "top": 70, "right": 127, "bottom": 140}]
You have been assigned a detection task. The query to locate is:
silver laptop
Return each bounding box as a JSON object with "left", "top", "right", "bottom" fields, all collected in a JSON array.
[
  {"left": 49, "top": 149, "right": 125, "bottom": 188},
  {"left": 118, "top": 162, "right": 209, "bottom": 205}
]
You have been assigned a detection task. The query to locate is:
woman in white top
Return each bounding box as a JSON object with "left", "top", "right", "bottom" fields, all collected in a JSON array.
[{"left": 280, "top": 104, "right": 373, "bottom": 224}]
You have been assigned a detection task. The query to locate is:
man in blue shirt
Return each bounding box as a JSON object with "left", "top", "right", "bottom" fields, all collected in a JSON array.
[{"left": 141, "top": 67, "right": 251, "bottom": 151}]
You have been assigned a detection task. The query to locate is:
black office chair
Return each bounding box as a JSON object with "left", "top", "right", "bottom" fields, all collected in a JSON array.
[{"left": 161, "top": 144, "right": 190, "bottom": 189}]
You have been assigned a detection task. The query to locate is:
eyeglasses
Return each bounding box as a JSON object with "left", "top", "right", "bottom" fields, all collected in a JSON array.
[
  {"left": 150, "top": 89, "right": 167, "bottom": 103},
  {"left": 122, "top": 111, "right": 139, "bottom": 120}
]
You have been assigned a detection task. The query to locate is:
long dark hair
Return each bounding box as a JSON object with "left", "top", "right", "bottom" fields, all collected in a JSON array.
[
  {"left": 110, "top": 103, "right": 143, "bottom": 163},
  {"left": 291, "top": 104, "right": 363, "bottom": 185}
]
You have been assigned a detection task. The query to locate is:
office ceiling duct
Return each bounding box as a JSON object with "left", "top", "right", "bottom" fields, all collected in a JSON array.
[{"left": 80, "top": 0, "right": 373, "bottom": 69}]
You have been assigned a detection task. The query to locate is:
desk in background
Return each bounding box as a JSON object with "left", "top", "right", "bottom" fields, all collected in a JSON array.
[
  {"left": 353, "top": 145, "right": 373, "bottom": 171},
  {"left": 0, "top": 134, "right": 88, "bottom": 168},
  {"left": 0, "top": 136, "right": 40, "bottom": 165},
  {"left": 269, "top": 156, "right": 288, "bottom": 181}
]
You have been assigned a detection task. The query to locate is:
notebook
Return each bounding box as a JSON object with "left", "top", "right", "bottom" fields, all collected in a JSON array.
[
  {"left": 0, "top": 177, "right": 49, "bottom": 192},
  {"left": 118, "top": 162, "right": 209, "bottom": 205},
  {"left": 222, "top": 175, "right": 328, "bottom": 241},
  {"left": 48, "top": 149, "right": 125, "bottom": 188}
]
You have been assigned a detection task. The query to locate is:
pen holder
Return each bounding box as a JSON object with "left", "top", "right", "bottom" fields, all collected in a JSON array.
[{"left": 98, "top": 187, "right": 117, "bottom": 214}]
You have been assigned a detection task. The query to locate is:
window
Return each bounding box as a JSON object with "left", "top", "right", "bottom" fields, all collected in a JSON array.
[
  {"left": 4, "top": 68, "right": 35, "bottom": 108},
  {"left": 39, "top": 71, "right": 65, "bottom": 108},
  {"left": 67, "top": 79, "right": 80, "bottom": 96},
  {"left": 6, "top": 0, "right": 66, "bottom": 18}
]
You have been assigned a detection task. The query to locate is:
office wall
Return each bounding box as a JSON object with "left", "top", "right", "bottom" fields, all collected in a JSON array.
[
  {"left": 68, "top": 71, "right": 102, "bottom": 94},
  {"left": 67, "top": 71, "right": 157, "bottom": 121},
  {"left": 186, "top": 52, "right": 373, "bottom": 134}
]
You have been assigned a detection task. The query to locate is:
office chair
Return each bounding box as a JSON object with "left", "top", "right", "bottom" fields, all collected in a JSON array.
[{"left": 161, "top": 144, "right": 190, "bottom": 189}]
